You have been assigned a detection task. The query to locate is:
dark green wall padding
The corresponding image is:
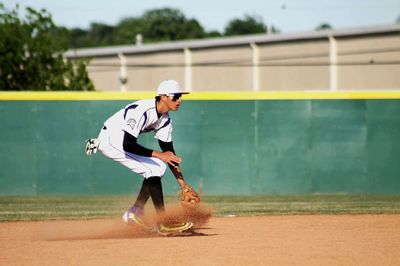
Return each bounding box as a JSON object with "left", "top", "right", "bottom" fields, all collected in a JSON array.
[{"left": 1, "top": 100, "right": 399, "bottom": 195}]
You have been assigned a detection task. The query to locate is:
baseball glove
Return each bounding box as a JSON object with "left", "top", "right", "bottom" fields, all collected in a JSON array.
[{"left": 181, "top": 184, "right": 200, "bottom": 205}]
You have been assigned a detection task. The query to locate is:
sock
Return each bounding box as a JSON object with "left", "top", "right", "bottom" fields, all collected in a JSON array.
[
  {"left": 132, "top": 178, "right": 151, "bottom": 210},
  {"left": 147, "top": 176, "right": 165, "bottom": 214}
]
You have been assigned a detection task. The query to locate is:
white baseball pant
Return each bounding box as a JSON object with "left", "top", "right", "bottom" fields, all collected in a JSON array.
[{"left": 97, "top": 127, "right": 167, "bottom": 179}]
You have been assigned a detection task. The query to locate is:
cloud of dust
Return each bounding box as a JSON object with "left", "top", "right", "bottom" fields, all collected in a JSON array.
[{"left": 37, "top": 203, "right": 212, "bottom": 241}]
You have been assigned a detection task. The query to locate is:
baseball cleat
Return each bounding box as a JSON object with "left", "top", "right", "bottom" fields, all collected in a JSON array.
[
  {"left": 156, "top": 222, "right": 193, "bottom": 236},
  {"left": 122, "top": 208, "right": 155, "bottom": 231}
]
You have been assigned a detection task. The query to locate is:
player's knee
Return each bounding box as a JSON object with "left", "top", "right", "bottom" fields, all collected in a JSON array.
[
  {"left": 156, "top": 162, "right": 167, "bottom": 177},
  {"left": 143, "top": 160, "right": 166, "bottom": 178},
  {"left": 128, "top": 158, "right": 167, "bottom": 179}
]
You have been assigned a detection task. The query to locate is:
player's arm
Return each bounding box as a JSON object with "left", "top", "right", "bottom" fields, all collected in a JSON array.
[
  {"left": 122, "top": 131, "right": 182, "bottom": 167},
  {"left": 122, "top": 131, "right": 153, "bottom": 156},
  {"left": 158, "top": 140, "right": 186, "bottom": 188}
]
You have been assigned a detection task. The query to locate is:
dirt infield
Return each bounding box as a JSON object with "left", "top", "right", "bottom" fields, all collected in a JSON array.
[{"left": 1, "top": 215, "right": 399, "bottom": 265}]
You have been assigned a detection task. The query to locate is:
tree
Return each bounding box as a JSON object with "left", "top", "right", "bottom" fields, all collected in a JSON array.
[
  {"left": 88, "top": 22, "right": 115, "bottom": 46},
  {"left": 49, "top": 25, "right": 70, "bottom": 50},
  {"left": 0, "top": 4, "right": 94, "bottom": 91},
  {"left": 62, "top": 8, "right": 208, "bottom": 47},
  {"left": 224, "top": 15, "right": 267, "bottom": 36},
  {"left": 205, "top": 30, "right": 222, "bottom": 38},
  {"left": 315, "top": 23, "right": 332, "bottom": 31},
  {"left": 68, "top": 27, "right": 90, "bottom": 48},
  {"left": 113, "top": 17, "right": 144, "bottom": 45},
  {"left": 141, "top": 8, "right": 205, "bottom": 42}
]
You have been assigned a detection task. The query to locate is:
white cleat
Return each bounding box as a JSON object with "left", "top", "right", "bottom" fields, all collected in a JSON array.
[{"left": 122, "top": 211, "right": 155, "bottom": 231}]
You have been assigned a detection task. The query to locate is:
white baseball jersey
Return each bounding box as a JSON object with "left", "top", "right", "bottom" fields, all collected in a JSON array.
[
  {"left": 105, "top": 99, "right": 172, "bottom": 144},
  {"left": 96, "top": 99, "right": 172, "bottom": 178}
]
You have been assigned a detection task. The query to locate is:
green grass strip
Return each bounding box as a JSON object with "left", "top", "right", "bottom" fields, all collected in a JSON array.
[{"left": 1, "top": 195, "right": 400, "bottom": 222}]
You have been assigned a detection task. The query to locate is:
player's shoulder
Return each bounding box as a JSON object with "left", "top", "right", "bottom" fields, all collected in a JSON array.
[
  {"left": 122, "top": 99, "right": 156, "bottom": 120},
  {"left": 124, "top": 99, "right": 155, "bottom": 111}
]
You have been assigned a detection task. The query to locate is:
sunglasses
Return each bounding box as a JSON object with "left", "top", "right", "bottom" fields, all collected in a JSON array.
[{"left": 169, "top": 93, "right": 182, "bottom": 101}]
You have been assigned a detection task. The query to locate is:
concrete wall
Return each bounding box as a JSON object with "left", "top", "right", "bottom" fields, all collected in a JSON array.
[
  {"left": 87, "top": 57, "right": 121, "bottom": 91},
  {"left": 258, "top": 40, "right": 330, "bottom": 90},
  {"left": 337, "top": 35, "right": 400, "bottom": 89},
  {"left": 192, "top": 46, "right": 253, "bottom": 91},
  {"left": 126, "top": 51, "right": 185, "bottom": 91},
  {"left": 75, "top": 28, "right": 400, "bottom": 92}
]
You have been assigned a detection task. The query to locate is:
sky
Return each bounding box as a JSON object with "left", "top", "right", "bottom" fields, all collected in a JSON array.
[{"left": 3, "top": 0, "right": 400, "bottom": 33}]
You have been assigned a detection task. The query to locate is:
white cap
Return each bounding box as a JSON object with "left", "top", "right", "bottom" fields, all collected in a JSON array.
[{"left": 157, "top": 80, "right": 189, "bottom": 95}]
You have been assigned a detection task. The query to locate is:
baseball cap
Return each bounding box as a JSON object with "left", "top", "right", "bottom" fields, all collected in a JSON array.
[{"left": 157, "top": 80, "right": 190, "bottom": 96}]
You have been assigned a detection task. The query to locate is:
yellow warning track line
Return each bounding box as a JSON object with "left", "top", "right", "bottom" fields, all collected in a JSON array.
[{"left": 1, "top": 91, "right": 400, "bottom": 100}]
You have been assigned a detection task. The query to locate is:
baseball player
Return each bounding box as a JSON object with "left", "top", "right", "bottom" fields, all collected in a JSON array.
[{"left": 85, "top": 80, "right": 199, "bottom": 235}]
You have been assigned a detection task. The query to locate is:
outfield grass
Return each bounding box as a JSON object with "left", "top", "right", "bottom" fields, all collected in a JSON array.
[{"left": 1, "top": 195, "right": 400, "bottom": 222}]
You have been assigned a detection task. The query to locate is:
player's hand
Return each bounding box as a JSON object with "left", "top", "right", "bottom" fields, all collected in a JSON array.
[{"left": 154, "top": 151, "right": 182, "bottom": 166}]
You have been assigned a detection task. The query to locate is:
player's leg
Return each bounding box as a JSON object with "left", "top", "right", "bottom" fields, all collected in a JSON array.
[
  {"left": 97, "top": 131, "right": 167, "bottom": 227},
  {"left": 144, "top": 176, "right": 193, "bottom": 235},
  {"left": 97, "top": 127, "right": 167, "bottom": 178},
  {"left": 133, "top": 178, "right": 151, "bottom": 209},
  {"left": 123, "top": 176, "right": 163, "bottom": 222},
  {"left": 97, "top": 130, "right": 192, "bottom": 234},
  {"left": 122, "top": 177, "right": 151, "bottom": 228},
  {"left": 124, "top": 176, "right": 164, "bottom": 220},
  {"left": 123, "top": 177, "right": 151, "bottom": 225},
  {"left": 146, "top": 176, "right": 165, "bottom": 213}
]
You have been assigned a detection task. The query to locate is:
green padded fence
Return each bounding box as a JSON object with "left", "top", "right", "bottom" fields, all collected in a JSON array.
[{"left": 0, "top": 95, "right": 399, "bottom": 195}]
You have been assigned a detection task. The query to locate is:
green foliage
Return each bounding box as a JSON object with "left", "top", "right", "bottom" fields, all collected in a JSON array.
[
  {"left": 58, "top": 8, "right": 278, "bottom": 48},
  {"left": 315, "top": 23, "right": 333, "bottom": 31},
  {"left": 63, "top": 8, "right": 207, "bottom": 48},
  {"left": 113, "top": 17, "right": 145, "bottom": 45},
  {"left": 88, "top": 22, "right": 115, "bottom": 46},
  {"left": 0, "top": 5, "right": 287, "bottom": 51},
  {"left": 224, "top": 15, "right": 267, "bottom": 36},
  {"left": 0, "top": 4, "right": 94, "bottom": 91},
  {"left": 141, "top": 8, "right": 205, "bottom": 42},
  {"left": 205, "top": 30, "right": 223, "bottom": 38},
  {"left": 63, "top": 59, "right": 95, "bottom": 91}
]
